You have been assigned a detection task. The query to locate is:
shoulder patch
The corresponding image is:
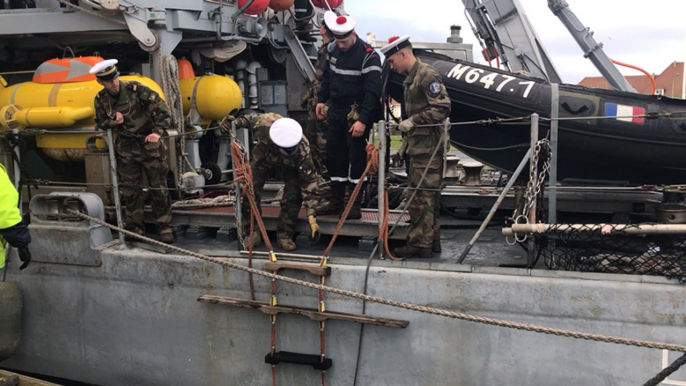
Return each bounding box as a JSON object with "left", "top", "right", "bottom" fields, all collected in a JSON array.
[{"left": 428, "top": 81, "right": 443, "bottom": 96}]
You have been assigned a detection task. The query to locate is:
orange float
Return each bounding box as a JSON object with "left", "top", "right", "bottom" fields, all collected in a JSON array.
[
  {"left": 238, "top": 0, "right": 270, "bottom": 15},
  {"left": 268, "top": 0, "right": 294, "bottom": 12},
  {"left": 312, "top": 0, "right": 341, "bottom": 8}
]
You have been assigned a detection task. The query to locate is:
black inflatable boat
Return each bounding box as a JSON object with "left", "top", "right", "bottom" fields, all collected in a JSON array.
[{"left": 386, "top": 51, "right": 686, "bottom": 185}]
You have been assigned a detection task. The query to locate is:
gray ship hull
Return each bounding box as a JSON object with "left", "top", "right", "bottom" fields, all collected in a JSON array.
[{"left": 3, "top": 232, "right": 685, "bottom": 385}]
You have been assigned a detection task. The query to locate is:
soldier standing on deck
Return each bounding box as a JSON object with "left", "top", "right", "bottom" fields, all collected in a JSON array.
[
  {"left": 91, "top": 59, "right": 175, "bottom": 244},
  {"left": 302, "top": 16, "right": 334, "bottom": 196},
  {"left": 221, "top": 112, "right": 321, "bottom": 252},
  {"left": 315, "top": 10, "right": 382, "bottom": 219},
  {"left": 380, "top": 36, "right": 451, "bottom": 258}
]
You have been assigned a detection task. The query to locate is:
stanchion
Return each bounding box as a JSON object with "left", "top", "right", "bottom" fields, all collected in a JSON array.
[
  {"left": 457, "top": 148, "right": 532, "bottom": 263},
  {"left": 106, "top": 129, "right": 126, "bottom": 249},
  {"left": 230, "top": 121, "right": 242, "bottom": 249},
  {"left": 377, "top": 120, "right": 385, "bottom": 259},
  {"left": 527, "top": 113, "right": 539, "bottom": 267}
]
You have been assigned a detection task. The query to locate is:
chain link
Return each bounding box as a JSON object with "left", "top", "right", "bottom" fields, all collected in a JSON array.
[{"left": 523, "top": 138, "right": 551, "bottom": 217}]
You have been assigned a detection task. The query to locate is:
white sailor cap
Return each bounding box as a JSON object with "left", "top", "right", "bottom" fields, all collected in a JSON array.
[
  {"left": 324, "top": 11, "right": 355, "bottom": 37},
  {"left": 380, "top": 35, "right": 412, "bottom": 57},
  {"left": 269, "top": 118, "right": 303, "bottom": 148},
  {"left": 89, "top": 59, "right": 119, "bottom": 81}
]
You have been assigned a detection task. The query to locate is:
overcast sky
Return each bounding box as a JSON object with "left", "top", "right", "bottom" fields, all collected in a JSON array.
[{"left": 346, "top": 0, "right": 686, "bottom": 84}]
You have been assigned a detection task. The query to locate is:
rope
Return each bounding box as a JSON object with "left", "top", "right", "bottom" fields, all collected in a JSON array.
[
  {"left": 171, "top": 194, "right": 235, "bottom": 209},
  {"left": 159, "top": 54, "right": 195, "bottom": 187},
  {"left": 64, "top": 210, "right": 686, "bottom": 355},
  {"left": 378, "top": 189, "right": 401, "bottom": 261},
  {"left": 321, "top": 143, "right": 379, "bottom": 259},
  {"left": 642, "top": 353, "right": 686, "bottom": 386},
  {"left": 229, "top": 139, "right": 282, "bottom": 385}
]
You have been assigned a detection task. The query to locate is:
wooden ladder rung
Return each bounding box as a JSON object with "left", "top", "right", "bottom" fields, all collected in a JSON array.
[
  {"left": 198, "top": 295, "right": 409, "bottom": 328},
  {"left": 263, "top": 261, "right": 331, "bottom": 277}
]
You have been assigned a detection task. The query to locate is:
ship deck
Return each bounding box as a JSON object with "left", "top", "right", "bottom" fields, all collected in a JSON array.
[{"left": 139, "top": 208, "right": 530, "bottom": 268}]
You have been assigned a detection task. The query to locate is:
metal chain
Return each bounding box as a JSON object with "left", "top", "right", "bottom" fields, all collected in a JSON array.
[
  {"left": 66, "top": 208, "right": 686, "bottom": 354},
  {"left": 523, "top": 138, "right": 551, "bottom": 217}
]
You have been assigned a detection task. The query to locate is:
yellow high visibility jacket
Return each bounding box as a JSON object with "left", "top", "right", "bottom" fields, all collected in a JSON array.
[{"left": 0, "top": 163, "right": 22, "bottom": 269}]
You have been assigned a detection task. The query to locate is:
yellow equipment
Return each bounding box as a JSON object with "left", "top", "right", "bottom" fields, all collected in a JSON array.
[{"left": 0, "top": 56, "right": 243, "bottom": 162}]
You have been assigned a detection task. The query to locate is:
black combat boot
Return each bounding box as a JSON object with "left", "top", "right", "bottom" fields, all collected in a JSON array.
[
  {"left": 432, "top": 239, "right": 442, "bottom": 253},
  {"left": 346, "top": 183, "right": 364, "bottom": 220},
  {"left": 433, "top": 229, "right": 441, "bottom": 253},
  {"left": 296, "top": 21, "right": 317, "bottom": 43},
  {"left": 317, "top": 183, "right": 345, "bottom": 215},
  {"left": 394, "top": 245, "right": 433, "bottom": 259}
]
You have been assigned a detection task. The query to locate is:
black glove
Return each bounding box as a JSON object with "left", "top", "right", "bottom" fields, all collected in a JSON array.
[{"left": 18, "top": 247, "right": 31, "bottom": 270}]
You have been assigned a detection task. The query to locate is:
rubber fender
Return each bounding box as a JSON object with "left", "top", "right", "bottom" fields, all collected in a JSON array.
[{"left": 0, "top": 281, "right": 22, "bottom": 362}]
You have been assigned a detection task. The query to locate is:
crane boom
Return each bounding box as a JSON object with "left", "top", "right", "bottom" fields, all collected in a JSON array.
[
  {"left": 463, "top": 0, "right": 562, "bottom": 83},
  {"left": 548, "top": 0, "right": 635, "bottom": 92}
]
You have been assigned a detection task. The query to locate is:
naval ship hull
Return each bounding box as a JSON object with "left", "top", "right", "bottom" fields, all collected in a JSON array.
[
  {"left": 1, "top": 193, "right": 685, "bottom": 385},
  {"left": 388, "top": 51, "right": 686, "bottom": 185}
]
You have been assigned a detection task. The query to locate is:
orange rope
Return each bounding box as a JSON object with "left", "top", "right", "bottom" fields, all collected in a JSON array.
[
  {"left": 230, "top": 141, "right": 275, "bottom": 251},
  {"left": 610, "top": 58, "right": 656, "bottom": 95},
  {"left": 378, "top": 189, "right": 402, "bottom": 261},
  {"left": 232, "top": 139, "right": 399, "bottom": 386},
  {"left": 231, "top": 140, "right": 281, "bottom": 386},
  {"left": 322, "top": 143, "right": 379, "bottom": 260}
]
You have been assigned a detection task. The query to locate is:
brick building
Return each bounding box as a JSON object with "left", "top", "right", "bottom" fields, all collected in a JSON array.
[{"left": 578, "top": 61, "right": 684, "bottom": 98}]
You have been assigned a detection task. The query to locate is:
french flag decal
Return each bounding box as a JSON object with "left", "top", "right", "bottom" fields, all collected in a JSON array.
[{"left": 604, "top": 103, "right": 645, "bottom": 124}]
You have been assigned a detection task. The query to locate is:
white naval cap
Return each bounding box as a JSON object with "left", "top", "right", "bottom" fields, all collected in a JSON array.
[
  {"left": 324, "top": 11, "right": 355, "bottom": 36},
  {"left": 269, "top": 118, "right": 303, "bottom": 148},
  {"left": 89, "top": 59, "right": 119, "bottom": 80},
  {"left": 380, "top": 35, "right": 412, "bottom": 57}
]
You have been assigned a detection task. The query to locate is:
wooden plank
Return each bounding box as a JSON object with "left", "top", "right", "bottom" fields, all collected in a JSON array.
[
  {"left": 263, "top": 261, "right": 331, "bottom": 277},
  {"left": 198, "top": 295, "right": 409, "bottom": 328}
]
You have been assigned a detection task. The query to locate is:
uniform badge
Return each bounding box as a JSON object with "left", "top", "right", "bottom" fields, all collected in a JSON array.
[{"left": 429, "top": 81, "right": 443, "bottom": 95}]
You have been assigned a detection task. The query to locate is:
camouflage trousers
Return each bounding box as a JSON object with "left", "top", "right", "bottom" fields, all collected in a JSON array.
[
  {"left": 305, "top": 117, "right": 329, "bottom": 181},
  {"left": 242, "top": 157, "right": 304, "bottom": 241},
  {"left": 407, "top": 154, "right": 443, "bottom": 249},
  {"left": 116, "top": 138, "right": 172, "bottom": 234}
]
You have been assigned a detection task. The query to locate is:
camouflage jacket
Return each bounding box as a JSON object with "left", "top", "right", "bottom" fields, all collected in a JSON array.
[
  {"left": 303, "top": 42, "right": 330, "bottom": 119},
  {"left": 94, "top": 80, "right": 171, "bottom": 138},
  {"left": 403, "top": 60, "right": 451, "bottom": 157},
  {"left": 236, "top": 113, "right": 319, "bottom": 215}
]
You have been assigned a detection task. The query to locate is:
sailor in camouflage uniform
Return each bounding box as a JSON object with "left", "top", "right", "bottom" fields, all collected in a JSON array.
[
  {"left": 221, "top": 112, "right": 321, "bottom": 251},
  {"left": 381, "top": 36, "right": 451, "bottom": 258},
  {"left": 91, "top": 59, "right": 174, "bottom": 244},
  {"left": 302, "top": 17, "right": 334, "bottom": 189}
]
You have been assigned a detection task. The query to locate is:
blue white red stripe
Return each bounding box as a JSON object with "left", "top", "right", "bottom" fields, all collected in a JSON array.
[{"left": 604, "top": 103, "right": 645, "bottom": 124}]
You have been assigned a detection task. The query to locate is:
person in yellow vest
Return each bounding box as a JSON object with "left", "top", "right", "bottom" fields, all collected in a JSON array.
[{"left": 0, "top": 163, "right": 31, "bottom": 271}]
